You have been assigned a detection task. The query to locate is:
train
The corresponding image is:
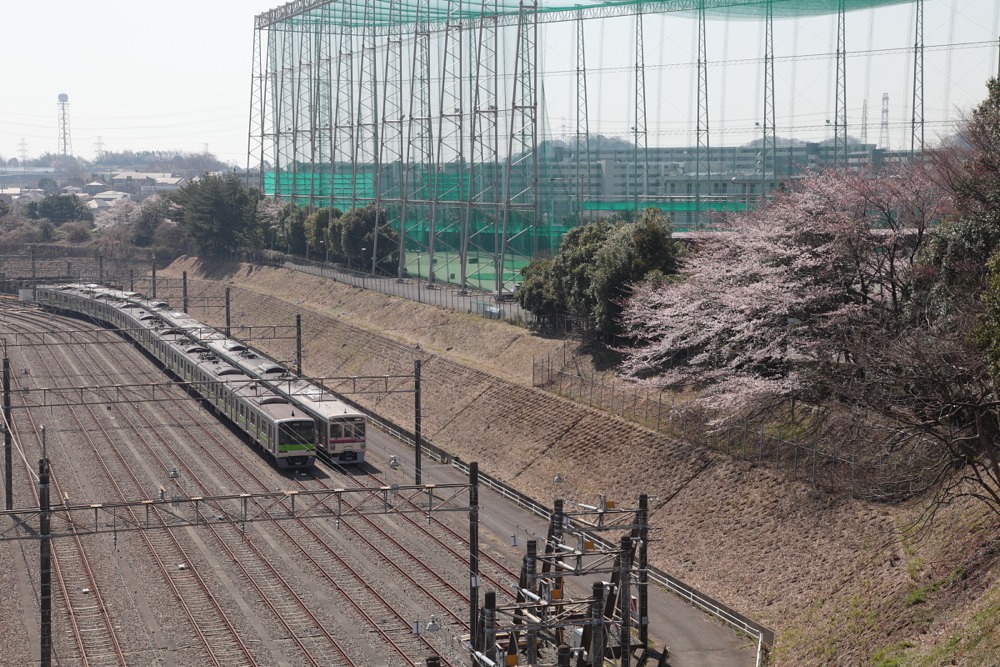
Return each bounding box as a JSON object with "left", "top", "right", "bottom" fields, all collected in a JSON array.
[{"left": 35, "top": 283, "right": 367, "bottom": 468}]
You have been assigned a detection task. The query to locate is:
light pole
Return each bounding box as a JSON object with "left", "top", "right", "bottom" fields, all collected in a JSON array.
[{"left": 361, "top": 248, "right": 367, "bottom": 288}]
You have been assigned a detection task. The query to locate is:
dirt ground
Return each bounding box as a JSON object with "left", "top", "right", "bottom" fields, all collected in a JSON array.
[{"left": 160, "top": 257, "right": 1000, "bottom": 666}]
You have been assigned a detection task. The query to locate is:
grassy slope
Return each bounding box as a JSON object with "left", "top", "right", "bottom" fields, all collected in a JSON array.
[{"left": 161, "top": 257, "right": 1000, "bottom": 665}]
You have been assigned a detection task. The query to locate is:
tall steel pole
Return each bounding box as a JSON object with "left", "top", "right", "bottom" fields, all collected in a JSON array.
[
  {"left": 633, "top": 5, "right": 648, "bottom": 213},
  {"left": 575, "top": 12, "right": 591, "bottom": 223},
  {"left": 3, "top": 355, "right": 11, "bottom": 511},
  {"left": 414, "top": 359, "right": 422, "bottom": 485},
  {"left": 762, "top": 0, "right": 776, "bottom": 193},
  {"left": 39, "top": 456, "right": 52, "bottom": 667},
  {"left": 469, "top": 462, "right": 480, "bottom": 652},
  {"left": 911, "top": 0, "right": 925, "bottom": 157},
  {"left": 834, "top": 0, "right": 848, "bottom": 167},
  {"left": 695, "top": 1, "right": 710, "bottom": 228}
]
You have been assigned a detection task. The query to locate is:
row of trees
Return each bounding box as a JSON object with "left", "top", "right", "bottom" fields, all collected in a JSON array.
[
  {"left": 610, "top": 78, "right": 1000, "bottom": 511},
  {"left": 89, "top": 175, "right": 393, "bottom": 272}
]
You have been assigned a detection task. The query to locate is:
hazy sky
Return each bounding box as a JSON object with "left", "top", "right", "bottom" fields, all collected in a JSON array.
[
  {"left": 0, "top": 1, "right": 277, "bottom": 166},
  {"left": 1, "top": 0, "right": 997, "bottom": 167}
]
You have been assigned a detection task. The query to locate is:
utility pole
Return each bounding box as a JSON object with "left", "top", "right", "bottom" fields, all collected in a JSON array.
[
  {"left": 3, "top": 355, "right": 11, "bottom": 510},
  {"left": 39, "top": 455, "right": 52, "bottom": 667},
  {"left": 414, "top": 359, "right": 422, "bottom": 485}
]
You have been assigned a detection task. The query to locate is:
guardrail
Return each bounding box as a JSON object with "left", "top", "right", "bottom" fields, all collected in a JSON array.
[{"left": 327, "top": 386, "right": 774, "bottom": 663}]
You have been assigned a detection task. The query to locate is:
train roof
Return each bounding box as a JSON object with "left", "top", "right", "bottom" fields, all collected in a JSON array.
[{"left": 42, "top": 283, "right": 363, "bottom": 421}]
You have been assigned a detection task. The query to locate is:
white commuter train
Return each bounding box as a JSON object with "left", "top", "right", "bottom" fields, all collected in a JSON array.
[{"left": 36, "top": 284, "right": 365, "bottom": 468}]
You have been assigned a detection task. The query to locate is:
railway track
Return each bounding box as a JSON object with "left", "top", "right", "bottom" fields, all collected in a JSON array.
[
  {"left": 10, "top": 305, "right": 469, "bottom": 665},
  {"left": 6, "top": 308, "right": 259, "bottom": 666}
]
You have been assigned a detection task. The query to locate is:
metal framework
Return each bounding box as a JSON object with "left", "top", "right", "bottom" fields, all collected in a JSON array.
[
  {"left": 468, "top": 495, "right": 661, "bottom": 667},
  {"left": 910, "top": 0, "right": 924, "bottom": 155},
  {"left": 249, "top": 0, "right": 935, "bottom": 270},
  {"left": 762, "top": 0, "right": 776, "bottom": 189},
  {"left": 834, "top": 0, "right": 848, "bottom": 166}
]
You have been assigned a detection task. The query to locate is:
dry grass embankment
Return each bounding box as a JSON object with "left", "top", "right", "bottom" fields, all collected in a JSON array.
[{"left": 160, "top": 257, "right": 1000, "bottom": 666}]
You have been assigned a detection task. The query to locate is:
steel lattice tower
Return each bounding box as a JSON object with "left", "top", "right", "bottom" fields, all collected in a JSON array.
[
  {"left": 695, "top": 1, "right": 710, "bottom": 227},
  {"left": 401, "top": 0, "right": 435, "bottom": 279},
  {"left": 247, "top": 0, "right": 949, "bottom": 278},
  {"left": 374, "top": 0, "right": 406, "bottom": 272},
  {"left": 633, "top": 5, "right": 648, "bottom": 213},
  {"left": 834, "top": 0, "right": 848, "bottom": 166},
  {"left": 356, "top": 0, "right": 380, "bottom": 214},
  {"left": 469, "top": 0, "right": 501, "bottom": 288},
  {"left": 498, "top": 0, "right": 538, "bottom": 296},
  {"left": 762, "top": 0, "right": 776, "bottom": 192},
  {"left": 911, "top": 0, "right": 924, "bottom": 156},
  {"left": 575, "top": 13, "right": 590, "bottom": 222},
  {"left": 429, "top": 0, "right": 466, "bottom": 285}
]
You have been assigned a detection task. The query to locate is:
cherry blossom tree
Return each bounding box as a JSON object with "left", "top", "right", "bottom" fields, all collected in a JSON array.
[{"left": 619, "top": 160, "right": 952, "bottom": 411}]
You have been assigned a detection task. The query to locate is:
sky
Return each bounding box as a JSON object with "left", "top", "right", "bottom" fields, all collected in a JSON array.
[
  {"left": 0, "top": 1, "right": 278, "bottom": 166},
  {"left": 0, "top": 0, "right": 997, "bottom": 167}
]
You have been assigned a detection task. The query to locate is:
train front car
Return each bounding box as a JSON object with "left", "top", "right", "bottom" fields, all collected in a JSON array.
[
  {"left": 230, "top": 380, "right": 318, "bottom": 469},
  {"left": 195, "top": 354, "right": 318, "bottom": 470},
  {"left": 253, "top": 368, "right": 368, "bottom": 465}
]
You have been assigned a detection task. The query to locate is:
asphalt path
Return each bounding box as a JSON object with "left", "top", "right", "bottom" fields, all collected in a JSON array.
[{"left": 363, "top": 427, "right": 760, "bottom": 667}]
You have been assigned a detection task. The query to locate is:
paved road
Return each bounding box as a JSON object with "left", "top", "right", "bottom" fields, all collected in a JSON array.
[{"left": 365, "top": 428, "right": 760, "bottom": 667}]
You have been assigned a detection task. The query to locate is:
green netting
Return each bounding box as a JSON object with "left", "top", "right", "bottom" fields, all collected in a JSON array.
[
  {"left": 264, "top": 171, "right": 375, "bottom": 207},
  {"left": 583, "top": 200, "right": 749, "bottom": 213},
  {"left": 259, "top": 0, "right": 912, "bottom": 30}
]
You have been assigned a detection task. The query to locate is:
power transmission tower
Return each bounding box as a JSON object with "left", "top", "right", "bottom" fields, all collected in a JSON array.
[{"left": 878, "top": 93, "right": 890, "bottom": 150}]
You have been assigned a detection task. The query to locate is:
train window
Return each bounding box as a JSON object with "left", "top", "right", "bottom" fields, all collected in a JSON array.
[
  {"left": 330, "top": 423, "right": 343, "bottom": 439},
  {"left": 279, "top": 420, "right": 315, "bottom": 447},
  {"left": 354, "top": 421, "right": 365, "bottom": 438}
]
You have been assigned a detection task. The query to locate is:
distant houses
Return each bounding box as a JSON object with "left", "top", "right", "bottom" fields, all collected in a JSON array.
[
  {"left": 110, "top": 172, "right": 186, "bottom": 197},
  {"left": 0, "top": 172, "right": 187, "bottom": 214}
]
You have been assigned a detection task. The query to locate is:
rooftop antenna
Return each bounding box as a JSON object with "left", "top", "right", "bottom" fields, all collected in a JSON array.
[{"left": 57, "top": 94, "right": 72, "bottom": 161}]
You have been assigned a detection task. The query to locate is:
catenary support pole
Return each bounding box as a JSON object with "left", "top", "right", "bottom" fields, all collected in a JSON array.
[
  {"left": 414, "top": 359, "right": 422, "bottom": 485},
  {"left": 620, "top": 535, "right": 632, "bottom": 667},
  {"left": 3, "top": 356, "right": 11, "bottom": 510},
  {"left": 39, "top": 457, "right": 51, "bottom": 667},
  {"left": 639, "top": 493, "right": 649, "bottom": 649},
  {"left": 295, "top": 313, "right": 302, "bottom": 376},
  {"left": 225, "top": 288, "right": 231, "bottom": 337},
  {"left": 151, "top": 256, "right": 157, "bottom": 299},
  {"left": 469, "top": 461, "right": 480, "bottom": 651},
  {"left": 182, "top": 271, "right": 188, "bottom": 313}
]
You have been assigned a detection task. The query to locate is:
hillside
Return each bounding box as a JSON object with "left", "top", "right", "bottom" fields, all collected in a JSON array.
[{"left": 160, "top": 257, "right": 1000, "bottom": 665}]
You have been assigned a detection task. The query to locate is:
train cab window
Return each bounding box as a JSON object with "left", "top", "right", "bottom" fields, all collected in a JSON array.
[
  {"left": 279, "top": 421, "right": 315, "bottom": 447},
  {"left": 330, "top": 423, "right": 343, "bottom": 439},
  {"left": 354, "top": 421, "right": 365, "bottom": 438}
]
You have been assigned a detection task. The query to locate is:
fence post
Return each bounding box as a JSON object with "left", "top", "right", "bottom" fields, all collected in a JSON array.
[
  {"left": 589, "top": 378, "right": 595, "bottom": 407},
  {"left": 656, "top": 393, "right": 662, "bottom": 432}
]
